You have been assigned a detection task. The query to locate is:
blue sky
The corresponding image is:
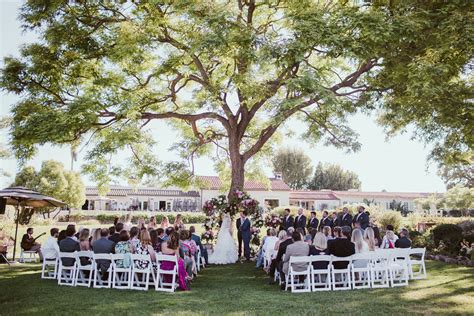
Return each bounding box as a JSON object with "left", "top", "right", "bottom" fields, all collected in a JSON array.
[{"left": 0, "top": 0, "right": 446, "bottom": 192}]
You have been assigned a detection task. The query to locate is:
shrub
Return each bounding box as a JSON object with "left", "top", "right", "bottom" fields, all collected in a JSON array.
[
  {"left": 432, "top": 224, "right": 463, "bottom": 255},
  {"left": 376, "top": 210, "right": 402, "bottom": 232},
  {"left": 457, "top": 220, "right": 474, "bottom": 243},
  {"left": 95, "top": 212, "right": 206, "bottom": 224}
]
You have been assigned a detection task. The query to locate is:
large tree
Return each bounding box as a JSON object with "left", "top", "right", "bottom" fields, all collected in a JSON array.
[
  {"left": 13, "top": 160, "right": 86, "bottom": 208},
  {"left": 272, "top": 147, "right": 312, "bottom": 189},
  {"left": 1, "top": 1, "right": 472, "bottom": 196},
  {"left": 308, "top": 162, "right": 361, "bottom": 191}
]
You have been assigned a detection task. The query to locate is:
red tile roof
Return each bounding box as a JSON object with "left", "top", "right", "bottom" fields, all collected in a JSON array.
[
  {"left": 196, "top": 176, "right": 290, "bottom": 191},
  {"left": 86, "top": 186, "right": 200, "bottom": 197},
  {"left": 289, "top": 190, "right": 437, "bottom": 201}
]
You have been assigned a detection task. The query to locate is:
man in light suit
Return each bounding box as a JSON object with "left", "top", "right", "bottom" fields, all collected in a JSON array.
[
  {"left": 239, "top": 211, "right": 252, "bottom": 261},
  {"left": 59, "top": 225, "right": 80, "bottom": 266},
  {"left": 282, "top": 231, "right": 309, "bottom": 289},
  {"left": 92, "top": 228, "right": 115, "bottom": 276},
  {"left": 339, "top": 207, "right": 353, "bottom": 227},
  {"left": 281, "top": 208, "right": 294, "bottom": 231},
  {"left": 294, "top": 208, "right": 307, "bottom": 233},
  {"left": 353, "top": 206, "right": 369, "bottom": 230}
]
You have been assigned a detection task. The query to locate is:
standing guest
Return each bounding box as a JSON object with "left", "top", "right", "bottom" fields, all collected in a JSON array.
[
  {"left": 282, "top": 231, "right": 309, "bottom": 289},
  {"left": 136, "top": 230, "right": 157, "bottom": 268},
  {"left": 114, "top": 230, "right": 133, "bottom": 268},
  {"left": 179, "top": 230, "right": 196, "bottom": 279},
  {"left": 91, "top": 228, "right": 102, "bottom": 246},
  {"left": 79, "top": 228, "right": 91, "bottom": 251},
  {"left": 41, "top": 228, "right": 60, "bottom": 260},
  {"left": 59, "top": 225, "right": 80, "bottom": 266},
  {"left": 92, "top": 228, "right": 115, "bottom": 278},
  {"left": 113, "top": 216, "right": 120, "bottom": 227},
  {"left": 328, "top": 226, "right": 355, "bottom": 269},
  {"left": 309, "top": 232, "right": 329, "bottom": 269},
  {"left": 129, "top": 226, "right": 141, "bottom": 252},
  {"left": 173, "top": 214, "right": 185, "bottom": 231},
  {"left": 281, "top": 208, "right": 294, "bottom": 231},
  {"left": 395, "top": 229, "right": 412, "bottom": 248},
  {"left": 137, "top": 218, "right": 146, "bottom": 231},
  {"left": 160, "top": 216, "right": 170, "bottom": 229},
  {"left": 331, "top": 212, "right": 339, "bottom": 227},
  {"left": 339, "top": 207, "right": 353, "bottom": 227},
  {"left": 322, "top": 226, "right": 333, "bottom": 241},
  {"left": 269, "top": 229, "right": 294, "bottom": 284},
  {"left": 21, "top": 228, "right": 43, "bottom": 261},
  {"left": 381, "top": 230, "right": 397, "bottom": 249},
  {"left": 294, "top": 208, "right": 307, "bottom": 233},
  {"left": 109, "top": 223, "right": 123, "bottom": 243},
  {"left": 236, "top": 212, "right": 244, "bottom": 258},
  {"left": 161, "top": 231, "right": 189, "bottom": 290},
  {"left": 307, "top": 212, "right": 319, "bottom": 231},
  {"left": 147, "top": 216, "right": 157, "bottom": 230},
  {"left": 319, "top": 211, "right": 332, "bottom": 230},
  {"left": 123, "top": 213, "right": 133, "bottom": 231},
  {"left": 364, "top": 227, "right": 378, "bottom": 251},
  {"left": 190, "top": 226, "right": 208, "bottom": 265},
  {"left": 352, "top": 206, "right": 369, "bottom": 230}
]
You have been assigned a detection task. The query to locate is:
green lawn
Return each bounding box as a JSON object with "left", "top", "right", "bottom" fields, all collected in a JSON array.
[{"left": 0, "top": 260, "right": 473, "bottom": 315}]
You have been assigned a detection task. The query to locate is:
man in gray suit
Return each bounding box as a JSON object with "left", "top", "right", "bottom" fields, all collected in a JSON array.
[
  {"left": 59, "top": 225, "right": 80, "bottom": 266},
  {"left": 92, "top": 228, "right": 115, "bottom": 274},
  {"left": 282, "top": 231, "right": 309, "bottom": 286}
]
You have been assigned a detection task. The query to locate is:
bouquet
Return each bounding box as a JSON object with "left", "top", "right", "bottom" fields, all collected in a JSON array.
[
  {"left": 201, "top": 230, "right": 215, "bottom": 243},
  {"left": 265, "top": 214, "right": 282, "bottom": 229}
]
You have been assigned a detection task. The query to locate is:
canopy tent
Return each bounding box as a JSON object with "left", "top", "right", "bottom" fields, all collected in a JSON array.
[{"left": 0, "top": 186, "right": 67, "bottom": 261}]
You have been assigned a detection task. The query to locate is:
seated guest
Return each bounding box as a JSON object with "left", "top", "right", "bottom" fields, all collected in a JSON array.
[
  {"left": 57, "top": 230, "right": 67, "bottom": 245},
  {"left": 41, "top": 228, "right": 60, "bottom": 260},
  {"left": 260, "top": 229, "right": 278, "bottom": 268},
  {"left": 79, "top": 228, "right": 91, "bottom": 251},
  {"left": 371, "top": 222, "right": 382, "bottom": 247},
  {"left": 0, "top": 230, "right": 13, "bottom": 263},
  {"left": 129, "top": 226, "right": 141, "bottom": 252},
  {"left": 109, "top": 223, "right": 123, "bottom": 244},
  {"left": 307, "top": 212, "right": 319, "bottom": 230},
  {"left": 364, "top": 227, "right": 378, "bottom": 251},
  {"left": 108, "top": 226, "right": 115, "bottom": 237},
  {"left": 92, "top": 228, "right": 115, "bottom": 277},
  {"left": 269, "top": 230, "right": 294, "bottom": 284},
  {"left": 352, "top": 228, "right": 369, "bottom": 253},
  {"left": 163, "top": 226, "right": 175, "bottom": 242},
  {"left": 161, "top": 231, "right": 189, "bottom": 290},
  {"left": 395, "top": 229, "right": 412, "bottom": 248},
  {"left": 190, "top": 226, "right": 207, "bottom": 265},
  {"left": 319, "top": 211, "right": 332, "bottom": 230},
  {"left": 179, "top": 230, "right": 196, "bottom": 279},
  {"left": 381, "top": 230, "right": 397, "bottom": 249},
  {"left": 90, "top": 228, "right": 102, "bottom": 246},
  {"left": 322, "top": 226, "right": 333, "bottom": 241},
  {"left": 328, "top": 226, "right": 355, "bottom": 269},
  {"left": 149, "top": 229, "right": 159, "bottom": 252},
  {"left": 256, "top": 229, "right": 271, "bottom": 268},
  {"left": 309, "top": 228, "right": 318, "bottom": 241},
  {"left": 114, "top": 230, "right": 133, "bottom": 268},
  {"left": 136, "top": 230, "right": 157, "bottom": 268},
  {"left": 59, "top": 225, "right": 80, "bottom": 266},
  {"left": 21, "top": 228, "right": 43, "bottom": 261},
  {"left": 327, "top": 226, "right": 341, "bottom": 249},
  {"left": 309, "top": 232, "right": 329, "bottom": 269},
  {"left": 282, "top": 231, "right": 309, "bottom": 289},
  {"left": 304, "top": 234, "right": 313, "bottom": 245}
]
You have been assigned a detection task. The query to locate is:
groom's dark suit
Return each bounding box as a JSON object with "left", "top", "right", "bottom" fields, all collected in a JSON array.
[
  {"left": 236, "top": 217, "right": 243, "bottom": 257},
  {"left": 239, "top": 217, "right": 251, "bottom": 260}
]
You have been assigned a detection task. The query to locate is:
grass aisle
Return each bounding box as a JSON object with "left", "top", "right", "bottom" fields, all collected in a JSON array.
[{"left": 0, "top": 260, "right": 473, "bottom": 315}]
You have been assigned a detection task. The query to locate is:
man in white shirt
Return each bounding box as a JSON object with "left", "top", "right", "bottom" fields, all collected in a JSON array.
[{"left": 41, "top": 228, "right": 60, "bottom": 260}]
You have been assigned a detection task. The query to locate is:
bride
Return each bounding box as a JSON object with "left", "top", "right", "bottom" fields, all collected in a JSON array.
[{"left": 208, "top": 213, "right": 239, "bottom": 264}]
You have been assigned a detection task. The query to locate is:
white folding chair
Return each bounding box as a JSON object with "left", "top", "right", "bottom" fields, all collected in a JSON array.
[
  {"left": 20, "top": 250, "right": 38, "bottom": 263},
  {"left": 74, "top": 251, "right": 94, "bottom": 287},
  {"left": 370, "top": 250, "right": 391, "bottom": 288},
  {"left": 41, "top": 257, "right": 58, "bottom": 280},
  {"left": 287, "top": 256, "right": 311, "bottom": 293},
  {"left": 309, "top": 255, "right": 332, "bottom": 292},
  {"left": 57, "top": 252, "right": 77, "bottom": 286},
  {"left": 111, "top": 253, "right": 132, "bottom": 289},
  {"left": 408, "top": 248, "right": 427, "bottom": 280},
  {"left": 389, "top": 249, "right": 409, "bottom": 287},
  {"left": 155, "top": 254, "right": 179, "bottom": 292},
  {"left": 130, "top": 254, "right": 155, "bottom": 291},
  {"left": 330, "top": 256, "right": 352, "bottom": 291},
  {"left": 92, "top": 253, "right": 112, "bottom": 288},
  {"left": 264, "top": 249, "right": 275, "bottom": 270},
  {"left": 350, "top": 253, "right": 372, "bottom": 289}
]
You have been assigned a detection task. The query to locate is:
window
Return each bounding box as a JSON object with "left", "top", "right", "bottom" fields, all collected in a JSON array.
[{"left": 264, "top": 199, "right": 279, "bottom": 210}]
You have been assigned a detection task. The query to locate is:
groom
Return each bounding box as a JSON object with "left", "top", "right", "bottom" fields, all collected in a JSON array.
[{"left": 239, "top": 211, "right": 251, "bottom": 261}]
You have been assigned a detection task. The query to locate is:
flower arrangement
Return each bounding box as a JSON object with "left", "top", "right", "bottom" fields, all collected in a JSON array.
[
  {"left": 264, "top": 214, "right": 282, "bottom": 229},
  {"left": 201, "top": 230, "right": 215, "bottom": 243}
]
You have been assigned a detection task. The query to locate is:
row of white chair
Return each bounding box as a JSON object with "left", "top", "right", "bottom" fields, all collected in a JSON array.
[
  {"left": 42, "top": 251, "right": 181, "bottom": 292},
  {"left": 284, "top": 248, "right": 426, "bottom": 293}
]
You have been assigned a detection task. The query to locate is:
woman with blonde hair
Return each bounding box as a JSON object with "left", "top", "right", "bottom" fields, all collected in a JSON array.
[
  {"left": 90, "top": 228, "right": 102, "bottom": 246},
  {"left": 173, "top": 214, "right": 185, "bottom": 231},
  {"left": 381, "top": 230, "right": 397, "bottom": 249},
  {"left": 351, "top": 228, "right": 369, "bottom": 253},
  {"left": 160, "top": 216, "right": 170, "bottom": 229},
  {"left": 322, "top": 226, "right": 333, "bottom": 241},
  {"left": 309, "top": 232, "right": 329, "bottom": 269},
  {"left": 123, "top": 213, "right": 133, "bottom": 231},
  {"left": 364, "top": 227, "right": 377, "bottom": 251},
  {"left": 274, "top": 230, "right": 287, "bottom": 252},
  {"left": 79, "top": 228, "right": 91, "bottom": 251}
]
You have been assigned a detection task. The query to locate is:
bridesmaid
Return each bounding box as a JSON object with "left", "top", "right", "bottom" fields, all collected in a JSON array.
[{"left": 160, "top": 216, "right": 170, "bottom": 229}]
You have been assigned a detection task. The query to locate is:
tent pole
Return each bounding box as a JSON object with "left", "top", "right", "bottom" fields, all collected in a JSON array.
[{"left": 12, "top": 202, "right": 20, "bottom": 261}]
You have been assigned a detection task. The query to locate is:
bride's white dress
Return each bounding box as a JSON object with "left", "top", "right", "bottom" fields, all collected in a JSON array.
[{"left": 208, "top": 214, "right": 239, "bottom": 264}]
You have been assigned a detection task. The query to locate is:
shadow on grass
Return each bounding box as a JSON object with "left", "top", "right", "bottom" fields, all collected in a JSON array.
[{"left": 0, "top": 260, "right": 473, "bottom": 315}]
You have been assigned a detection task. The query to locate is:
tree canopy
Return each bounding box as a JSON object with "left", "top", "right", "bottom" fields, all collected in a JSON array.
[
  {"left": 272, "top": 147, "right": 313, "bottom": 189},
  {"left": 308, "top": 162, "right": 361, "bottom": 191},
  {"left": 13, "top": 160, "right": 86, "bottom": 208},
  {"left": 1, "top": 1, "right": 472, "bottom": 194}
]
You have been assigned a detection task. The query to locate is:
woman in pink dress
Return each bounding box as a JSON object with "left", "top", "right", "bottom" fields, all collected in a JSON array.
[{"left": 160, "top": 231, "right": 189, "bottom": 291}]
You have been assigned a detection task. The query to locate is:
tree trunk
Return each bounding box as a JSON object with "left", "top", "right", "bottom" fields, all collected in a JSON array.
[{"left": 228, "top": 135, "right": 245, "bottom": 199}]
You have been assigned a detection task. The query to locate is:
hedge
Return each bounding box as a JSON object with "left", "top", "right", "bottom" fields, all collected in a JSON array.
[{"left": 95, "top": 213, "right": 206, "bottom": 224}]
